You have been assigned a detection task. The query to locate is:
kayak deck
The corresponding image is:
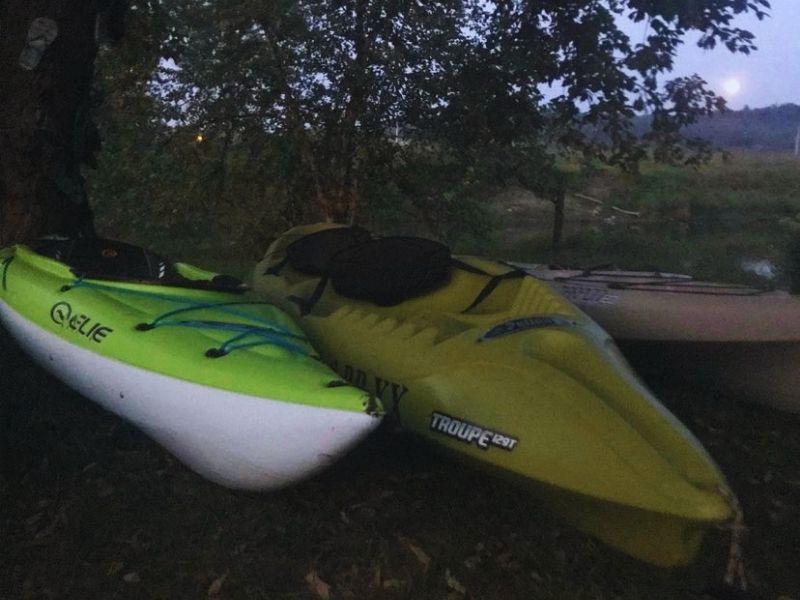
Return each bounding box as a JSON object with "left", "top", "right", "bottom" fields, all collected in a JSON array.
[{"left": 253, "top": 223, "right": 737, "bottom": 565}]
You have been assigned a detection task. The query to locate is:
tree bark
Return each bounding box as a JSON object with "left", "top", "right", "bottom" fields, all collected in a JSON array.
[
  {"left": 0, "top": 1, "right": 103, "bottom": 245},
  {"left": 551, "top": 190, "right": 564, "bottom": 250}
]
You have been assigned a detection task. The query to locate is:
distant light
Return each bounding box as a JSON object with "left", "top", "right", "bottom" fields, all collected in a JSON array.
[
  {"left": 723, "top": 78, "right": 742, "bottom": 97},
  {"left": 196, "top": 134, "right": 204, "bottom": 143}
]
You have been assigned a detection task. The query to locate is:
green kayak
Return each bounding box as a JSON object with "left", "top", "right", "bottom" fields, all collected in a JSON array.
[{"left": 0, "top": 237, "right": 382, "bottom": 490}]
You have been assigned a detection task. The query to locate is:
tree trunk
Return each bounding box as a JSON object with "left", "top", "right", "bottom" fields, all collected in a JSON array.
[
  {"left": 0, "top": 1, "right": 103, "bottom": 245},
  {"left": 551, "top": 190, "right": 565, "bottom": 250}
]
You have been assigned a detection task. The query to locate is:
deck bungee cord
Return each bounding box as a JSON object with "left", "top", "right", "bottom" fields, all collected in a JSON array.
[
  {"left": 721, "top": 486, "right": 749, "bottom": 592},
  {"left": 63, "top": 278, "right": 313, "bottom": 358}
]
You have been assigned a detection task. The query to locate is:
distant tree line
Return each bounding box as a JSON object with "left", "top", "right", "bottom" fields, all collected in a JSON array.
[{"left": 633, "top": 104, "right": 800, "bottom": 153}]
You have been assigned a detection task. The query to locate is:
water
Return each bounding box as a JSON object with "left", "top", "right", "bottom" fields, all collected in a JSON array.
[
  {"left": 741, "top": 258, "right": 777, "bottom": 279},
  {"left": 497, "top": 208, "right": 788, "bottom": 287}
]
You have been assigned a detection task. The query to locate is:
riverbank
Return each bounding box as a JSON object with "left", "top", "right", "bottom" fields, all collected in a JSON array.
[{"left": 485, "top": 152, "right": 800, "bottom": 288}]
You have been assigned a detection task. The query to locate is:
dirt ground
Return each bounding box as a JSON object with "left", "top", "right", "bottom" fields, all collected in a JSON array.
[{"left": 1, "top": 331, "right": 799, "bottom": 600}]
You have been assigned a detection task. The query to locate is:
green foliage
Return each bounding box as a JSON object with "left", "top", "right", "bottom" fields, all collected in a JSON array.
[
  {"left": 87, "top": 0, "right": 770, "bottom": 249},
  {"left": 636, "top": 103, "right": 800, "bottom": 153},
  {"left": 489, "top": 152, "right": 800, "bottom": 288},
  {"left": 780, "top": 230, "right": 800, "bottom": 294}
]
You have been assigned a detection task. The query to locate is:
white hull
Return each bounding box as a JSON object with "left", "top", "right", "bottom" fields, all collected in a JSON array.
[
  {"left": 1, "top": 303, "right": 381, "bottom": 490},
  {"left": 618, "top": 339, "right": 800, "bottom": 414},
  {"left": 517, "top": 264, "right": 800, "bottom": 412}
]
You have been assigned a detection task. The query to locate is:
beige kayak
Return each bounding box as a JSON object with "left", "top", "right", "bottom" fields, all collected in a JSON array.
[{"left": 517, "top": 264, "right": 800, "bottom": 413}]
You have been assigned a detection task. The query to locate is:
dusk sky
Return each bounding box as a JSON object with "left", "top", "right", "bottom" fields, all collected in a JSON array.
[{"left": 622, "top": 0, "right": 800, "bottom": 110}]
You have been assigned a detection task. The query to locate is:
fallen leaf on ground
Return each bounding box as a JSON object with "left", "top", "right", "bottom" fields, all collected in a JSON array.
[
  {"left": 305, "top": 569, "right": 331, "bottom": 600},
  {"left": 399, "top": 535, "right": 431, "bottom": 571},
  {"left": 463, "top": 555, "right": 480, "bottom": 569},
  {"left": 25, "top": 512, "right": 44, "bottom": 527},
  {"left": 207, "top": 570, "right": 230, "bottom": 597},
  {"left": 371, "top": 566, "right": 381, "bottom": 588},
  {"left": 97, "top": 480, "right": 115, "bottom": 497},
  {"left": 445, "top": 569, "right": 466, "bottom": 595}
]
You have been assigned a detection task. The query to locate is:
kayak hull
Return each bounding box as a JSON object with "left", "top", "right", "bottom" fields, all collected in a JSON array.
[
  {"left": 1, "top": 305, "right": 380, "bottom": 489},
  {"left": 253, "top": 224, "right": 737, "bottom": 566},
  {"left": 620, "top": 339, "right": 800, "bottom": 413},
  {"left": 0, "top": 242, "right": 382, "bottom": 490},
  {"left": 521, "top": 265, "right": 800, "bottom": 412}
]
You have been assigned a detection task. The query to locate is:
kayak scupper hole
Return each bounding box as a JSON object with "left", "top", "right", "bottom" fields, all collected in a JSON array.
[
  {"left": 205, "top": 348, "right": 228, "bottom": 359},
  {"left": 326, "top": 380, "right": 351, "bottom": 388},
  {"left": 135, "top": 323, "right": 155, "bottom": 331}
]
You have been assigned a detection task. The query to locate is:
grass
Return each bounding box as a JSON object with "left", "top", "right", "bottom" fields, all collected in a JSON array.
[
  {"left": 568, "top": 152, "right": 800, "bottom": 215},
  {"left": 88, "top": 151, "right": 800, "bottom": 289},
  {"left": 484, "top": 152, "right": 800, "bottom": 288},
  {"left": 2, "top": 329, "right": 800, "bottom": 600},
  {"left": 498, "top": 227, "right": 789, "bottom": 287}
]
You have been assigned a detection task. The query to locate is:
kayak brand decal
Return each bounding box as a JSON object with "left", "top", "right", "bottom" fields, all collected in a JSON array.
[
  {"left": 559, "top": 283, "right": 619, "bottom": 306},
  {"left": 478, "top": 315, "right": 576, "bottom": 342},
  {"left": 330, "top": 360, "right": 408, "bottom": 411},
  {"left": 49, "top": 301, "right": 114, "bottom": 343},
  {"left": 430, "top": 412, "right": 518, "bottom": 451}
]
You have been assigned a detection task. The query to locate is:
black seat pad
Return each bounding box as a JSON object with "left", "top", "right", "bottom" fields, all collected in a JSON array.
[
  {"left": 286, "top": 226, "right": 372, "bottom": 276},
  {"left": 329, "top": 236, "right": 451, "bottom": 306},
  {"left": 32, "top": 237, "right": 178, "bottom": 281},
  {"left": 31, "top": 237, "right": 244, "bottom": 292}
]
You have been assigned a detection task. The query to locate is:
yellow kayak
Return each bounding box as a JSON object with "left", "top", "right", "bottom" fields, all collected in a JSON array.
[{"left": 252, "top": 223, "right": 737, "bottom": 566}]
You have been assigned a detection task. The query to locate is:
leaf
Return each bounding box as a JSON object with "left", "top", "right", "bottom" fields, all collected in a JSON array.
[
  {"left": 305, "top": 569, "right": 331, "bottom": 600},
  {"left": 399, "top": 535, "right": 431, "bottom": 571},
  {"left": 463, "top": 555, "right": 480, "bottom": 569},
  {"left": 445, "top": 569, "right": 466, "bottom": 595},
  {"left": 371, "top": 565, "right": 382, "bottom": 589},
  {"left": 207, "top": 570, "right": 230, "bottom": 597}
]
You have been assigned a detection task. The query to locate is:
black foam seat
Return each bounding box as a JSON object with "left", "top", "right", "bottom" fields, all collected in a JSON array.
[
  {"left": 329, "top": 236, "right": 451, "bottom": 306},
  {"left": 32, "top": 237, "right": 176, "bottom": 281},
  {"left": 32, "top": 237, "right": 244, "bottom": 292},
  {"left": 285, "top": 226, "right": 372, "bottom": 276}
]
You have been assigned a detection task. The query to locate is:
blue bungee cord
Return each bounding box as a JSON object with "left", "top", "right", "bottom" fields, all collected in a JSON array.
[
  {"left": 145, "top": 319, "right": 310, "bottom": 357},
  {"left": 65, "top": 278, "right": 311, "bottom": 358}
]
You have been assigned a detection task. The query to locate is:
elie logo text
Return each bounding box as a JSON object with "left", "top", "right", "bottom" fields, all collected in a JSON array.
[{"left": 50, "top": 302, "right": 113, "bottom": 343}]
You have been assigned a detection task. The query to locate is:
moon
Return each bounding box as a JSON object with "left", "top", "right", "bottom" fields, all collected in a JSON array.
[{"left": 723, "top": 78, "right": 742, "bottom": 96}]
